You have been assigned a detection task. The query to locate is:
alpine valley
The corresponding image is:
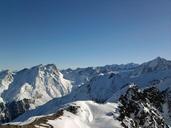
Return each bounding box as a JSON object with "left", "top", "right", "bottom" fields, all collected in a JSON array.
[{"left": 1, "top": 57, "right": 171, "bottom": 128}]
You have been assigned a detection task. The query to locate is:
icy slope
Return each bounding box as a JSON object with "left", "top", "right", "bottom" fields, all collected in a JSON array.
[{"left": 12, "top": 84, "right": 91, "bottom": 122}]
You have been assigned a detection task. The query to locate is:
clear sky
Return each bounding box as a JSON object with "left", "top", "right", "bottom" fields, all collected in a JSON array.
[{"left": 0, "top": 0, "right": 171, "bottom": 70}]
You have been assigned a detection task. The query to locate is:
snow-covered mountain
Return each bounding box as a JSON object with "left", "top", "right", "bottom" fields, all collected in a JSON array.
[
  {"left": 61, "top": 63, "right": 139, "bottom": 87},
  {"left": 1, "top": 57, "right": 171, "bottom": 128},
  {"left": 88, "top": 57, "right": 171, "bottom": 103},
  {"left": 2, "top": 64, "right": 72, "bottom": 106},
  {"left": 0, "top": 64, "right": 73, "bottom": 123},
  {"left": 133, "top": 57, "right": 171, "bottom": 76}
]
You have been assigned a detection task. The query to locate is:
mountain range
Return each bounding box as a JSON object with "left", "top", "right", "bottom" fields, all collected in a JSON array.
[{"left": 1, "top": 57, "right": 171, "bottom": 128}]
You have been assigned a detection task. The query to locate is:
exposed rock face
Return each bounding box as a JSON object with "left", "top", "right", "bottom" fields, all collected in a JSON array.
[
  {"left": 0, "top": 70, "right": 13, "bottom": 95},
  {"left": 0, "top": 99, "right": 31, "bottom": 123},
  {"left": 118, "top": 86, "right": 169, "bottom": 128}
]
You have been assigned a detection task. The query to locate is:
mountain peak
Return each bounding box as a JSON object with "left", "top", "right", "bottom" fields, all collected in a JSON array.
[
  {"left": 151, "top": 56, "right": 166, "bottom": 62},
  {"left": 0, "top": 69, "right": 13, "bottom": 75},
  {"left": 134, "top": 57, "right": 171, "bottom": 75},
  {"left": 144, "top": 57, "right": 170, "bottom": 67},
  {"left": 28, "top": 64, "right": 60, "bottom": 76}
]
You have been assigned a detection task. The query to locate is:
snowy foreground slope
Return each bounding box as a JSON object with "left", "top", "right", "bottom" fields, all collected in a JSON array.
[
  {"left": 6, "top": 101, "right": 122, "bottom": 128},
  {"left": 1, "top": 57, "right": 171, "bottom": 128}
]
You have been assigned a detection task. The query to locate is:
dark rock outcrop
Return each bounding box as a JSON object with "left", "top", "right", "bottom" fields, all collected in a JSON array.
[
  {"left": 0, "top": 99, "right": 31, "bottom": 123},
  {"left": 118, "top": 85, "right": 169, "bottom": 128}
]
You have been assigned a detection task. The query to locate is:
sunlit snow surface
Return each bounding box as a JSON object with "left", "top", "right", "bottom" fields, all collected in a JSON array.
[{"left": 11, "top": 101, "right": 122, "bottom": 128}]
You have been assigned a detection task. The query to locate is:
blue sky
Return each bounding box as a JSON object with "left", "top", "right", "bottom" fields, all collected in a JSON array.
[{"left": 0, "top": 0, "right": 171, "bottom": 70}]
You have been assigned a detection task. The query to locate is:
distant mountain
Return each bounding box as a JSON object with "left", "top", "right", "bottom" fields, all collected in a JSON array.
[
  {"left": 133, "top": 57, "right": 171, "bottom": 75},
  {"left": 61, "top": 63, "right": 139, "bottom": 87},
  {"left": 88, "top": 57, "right": 171, "bottom": 102}
]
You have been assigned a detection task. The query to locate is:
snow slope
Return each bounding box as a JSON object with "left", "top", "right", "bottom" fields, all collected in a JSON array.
[{"left": 6, "top": 101, "right": 122, "bottom": 128}]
